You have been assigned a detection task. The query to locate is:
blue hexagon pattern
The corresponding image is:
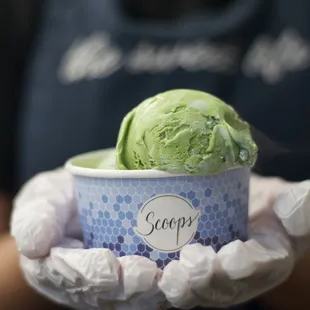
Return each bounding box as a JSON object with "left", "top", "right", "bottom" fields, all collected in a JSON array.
[{"left": 74, "top": 167, "right": 250, "bottom": 268}]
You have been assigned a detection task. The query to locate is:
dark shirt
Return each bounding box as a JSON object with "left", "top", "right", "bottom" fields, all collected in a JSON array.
[{"left": 14, "top": 0, "right": 310, "bottom": 190}]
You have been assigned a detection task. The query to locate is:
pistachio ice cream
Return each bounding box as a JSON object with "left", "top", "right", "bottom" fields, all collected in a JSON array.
[{"left": 116, "top": 89, "right": 257, "bottom": 174}]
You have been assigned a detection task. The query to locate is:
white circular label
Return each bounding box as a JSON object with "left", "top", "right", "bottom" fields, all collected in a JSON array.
[{"left": 134, "top": 195, "right": 200, "bottom": 252}]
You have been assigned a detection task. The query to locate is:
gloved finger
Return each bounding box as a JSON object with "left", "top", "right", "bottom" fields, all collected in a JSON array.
[
  {"left": 21, "top": 242, "right": 121, "bottom": 308},
  {"left": 249, "top": 174, "right": 293, "bottom": 216},
  {"left": 21, "top": 238, "right": 163, "bottom": 307},
  {"left": 179, "top": 244, "right": 222, "bottom": 304},
  {"left": 273, "top": 180, "right": 310, "bottom": 237},
  {"left": 47, "top": 247, "right": 120, "bottom": 291},
  {"left": 161, "top": 244, "right": 241, "bottom": 309},
  {"left": 20, "top": 237, "right": 87, "bottom": 308},
  {"left": 159, "top": 260, "right": 198, "bottom": 309},
  {"left": 21, "top": 258, "right": 104, "bottom": 310},
  {"left": 21, "top": 260, "right": 72, "bottom": 307},
  {"left": 181, "top": 244, "right": 242, "bottom": 308},
  {"left": 11, "top": 169, "right": 77, "bottom": 259},
  {"left": 217, "top": 208, "right": 294, "bottom": 304},
  {"left": 97, "top": 256, "right": 166, "bottom": 310},
  {"left": 118, "top": 256, "right": 161, "bottom": 299}
]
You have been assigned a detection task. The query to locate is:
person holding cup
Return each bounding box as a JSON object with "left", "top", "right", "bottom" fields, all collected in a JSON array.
[{"left": 2, "top": 0, "right": 310, "bottom": 310}]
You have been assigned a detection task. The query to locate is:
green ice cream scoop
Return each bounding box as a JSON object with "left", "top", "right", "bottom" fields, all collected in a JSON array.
[{"left": 116, "top": 89, "right": 257, "bottom": 174}]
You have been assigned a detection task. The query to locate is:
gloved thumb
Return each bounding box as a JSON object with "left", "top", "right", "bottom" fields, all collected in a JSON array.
[
  {"left": 11, "top": 169, "right": 77, "bottom": 259},
  {"left": 273, "top": 180, "right": 310, "bottom": 238}
]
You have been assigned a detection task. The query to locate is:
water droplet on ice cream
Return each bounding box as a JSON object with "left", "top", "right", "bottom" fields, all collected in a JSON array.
[{"left": 239, "top": 149, "right": 249, "bottom": 162}]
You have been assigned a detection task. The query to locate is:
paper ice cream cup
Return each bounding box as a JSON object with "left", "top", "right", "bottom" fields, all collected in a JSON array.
[{"left": 66, "top": 149, "right": 250, "bottom": 268}]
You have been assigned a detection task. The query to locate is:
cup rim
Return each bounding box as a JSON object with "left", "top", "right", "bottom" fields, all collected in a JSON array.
[{"left": 65, "top": 149, "right": 248, "bottom": 179}]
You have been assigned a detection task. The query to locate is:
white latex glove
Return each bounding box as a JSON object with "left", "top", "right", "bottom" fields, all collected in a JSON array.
[
  {"left": 159, "top": 176, "right": 310, "bottom": 309},
  {"left": 11, "top": 169, "right": 310, "bottom": 310},
  {"left": 11, "top": 169, "right": 166, "bottom": 310}
]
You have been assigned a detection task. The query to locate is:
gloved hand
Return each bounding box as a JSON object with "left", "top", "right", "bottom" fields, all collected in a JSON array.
[
  {"left": 11, "top": 169, "right": 310, "bottom": 310},
  {"left": 159, "top": 176, "right": 310, "bottom": 308},
  {"left": 11, "top": 169, "right": 166, "bottom": 310}
]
